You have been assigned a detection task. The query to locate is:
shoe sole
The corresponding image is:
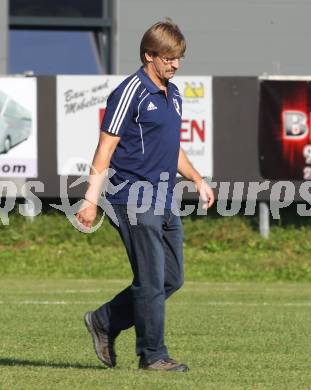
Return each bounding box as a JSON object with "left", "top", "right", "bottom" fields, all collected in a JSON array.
[
  {"left": 84, "top": 311, "right": 114, "bottom": 368},
  {"left": 142, "top": 365, "right": 189, "bottom": 372},
  {"left": 168, "top": 364, "right": 189, "bottom": 372},
  {"left": 140, "top": 361, "right": 189, "bottom": 372}
]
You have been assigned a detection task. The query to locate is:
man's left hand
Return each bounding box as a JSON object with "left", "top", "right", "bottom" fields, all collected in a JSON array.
[{"left": 196, "top": 179, "right": 215, "bottom": 210}]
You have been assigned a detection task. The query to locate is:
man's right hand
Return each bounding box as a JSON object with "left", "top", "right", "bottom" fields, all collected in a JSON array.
[
  {"left": 74, "top": 132, "right": 120, "bottom": 231},
  {"left": 75, "top": 200, "right": 98, "bottom": 229}
]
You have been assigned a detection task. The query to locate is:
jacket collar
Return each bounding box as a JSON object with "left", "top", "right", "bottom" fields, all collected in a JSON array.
[{"left": 137, "top": 67, "right": 170, "bottom": 94}]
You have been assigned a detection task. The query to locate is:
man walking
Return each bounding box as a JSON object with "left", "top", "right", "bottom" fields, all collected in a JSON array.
[{"left": 76, "top": 19, "right": 214, "bottom": 372}]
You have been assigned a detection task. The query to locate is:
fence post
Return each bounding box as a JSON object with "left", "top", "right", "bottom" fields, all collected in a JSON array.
[{"left": 259, "top": 201, "right": 270, "bottom": 239}]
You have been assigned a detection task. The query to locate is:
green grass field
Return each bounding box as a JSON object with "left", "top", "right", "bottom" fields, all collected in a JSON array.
[
  {"left": 1, "top": 279, "right": 311, "bottom": 389},
  {"left": 1, "top": 207, "right": 311, "bottom": 281},
  {"left": 1, "top": 208, "right": 311, "bottom": 388}
]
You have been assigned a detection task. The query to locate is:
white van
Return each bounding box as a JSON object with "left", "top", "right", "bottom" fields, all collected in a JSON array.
[{"left": 0, "top": 90, "right": 32, "bottom": 153}]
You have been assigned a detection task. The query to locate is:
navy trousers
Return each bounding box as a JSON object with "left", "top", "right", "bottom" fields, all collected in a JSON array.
[{"left": 94, "top": 205, "right": 184, "bottom": 365}]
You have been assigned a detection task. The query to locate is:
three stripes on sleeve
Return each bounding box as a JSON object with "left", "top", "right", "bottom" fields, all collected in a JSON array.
[{"left": 105, "top": 75, "right": 141, "bottom": 136}]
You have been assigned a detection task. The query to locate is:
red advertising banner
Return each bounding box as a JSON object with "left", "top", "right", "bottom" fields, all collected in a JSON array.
[{"left": 259, "top": 78, "right": 311, "bottom": 180}]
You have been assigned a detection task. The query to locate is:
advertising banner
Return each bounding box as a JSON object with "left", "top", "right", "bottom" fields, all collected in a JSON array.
[
  {"left": 0, "top": 77, "right": 37, "bottom": 177},
  {"left": 57, "top": 75, "right": 213, "bottom": 177},
  {"left": 259, "top": 78, "right": 311, "bottom": 180},
  {"left": 173, "top": 76, "right": 213, "bottom": 177},
  {"left": 57, "top": 75, "right": 125, "bottom": 176}
]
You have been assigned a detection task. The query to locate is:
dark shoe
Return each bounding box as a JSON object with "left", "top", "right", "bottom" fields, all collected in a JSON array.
[
  {"left": 140, "top": 358, "right": 189, "bottom": 372},
  {"left": 84, "top": 311, "right": 117, "bottom": 368}
]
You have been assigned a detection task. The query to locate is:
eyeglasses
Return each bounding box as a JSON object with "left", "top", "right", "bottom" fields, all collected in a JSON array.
[{"left": 158, "top": 56, "right": 184, "bottom": 65}]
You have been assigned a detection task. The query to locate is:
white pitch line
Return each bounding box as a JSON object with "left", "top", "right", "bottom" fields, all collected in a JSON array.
[
  {"left": 0, "top": 300, "right": 311, "bottom": 307},
  {"left": 20, "top": 289, "right": 103, "bottom": 295},
  {"left": 0, "top": 301, "right": 103, "bottom": 305},
  {"left": 179, "top": 301, "right": 305, "bottom": 307},
  {"left": 177, "top": 301, "right": 311, "bottom": 307}
]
